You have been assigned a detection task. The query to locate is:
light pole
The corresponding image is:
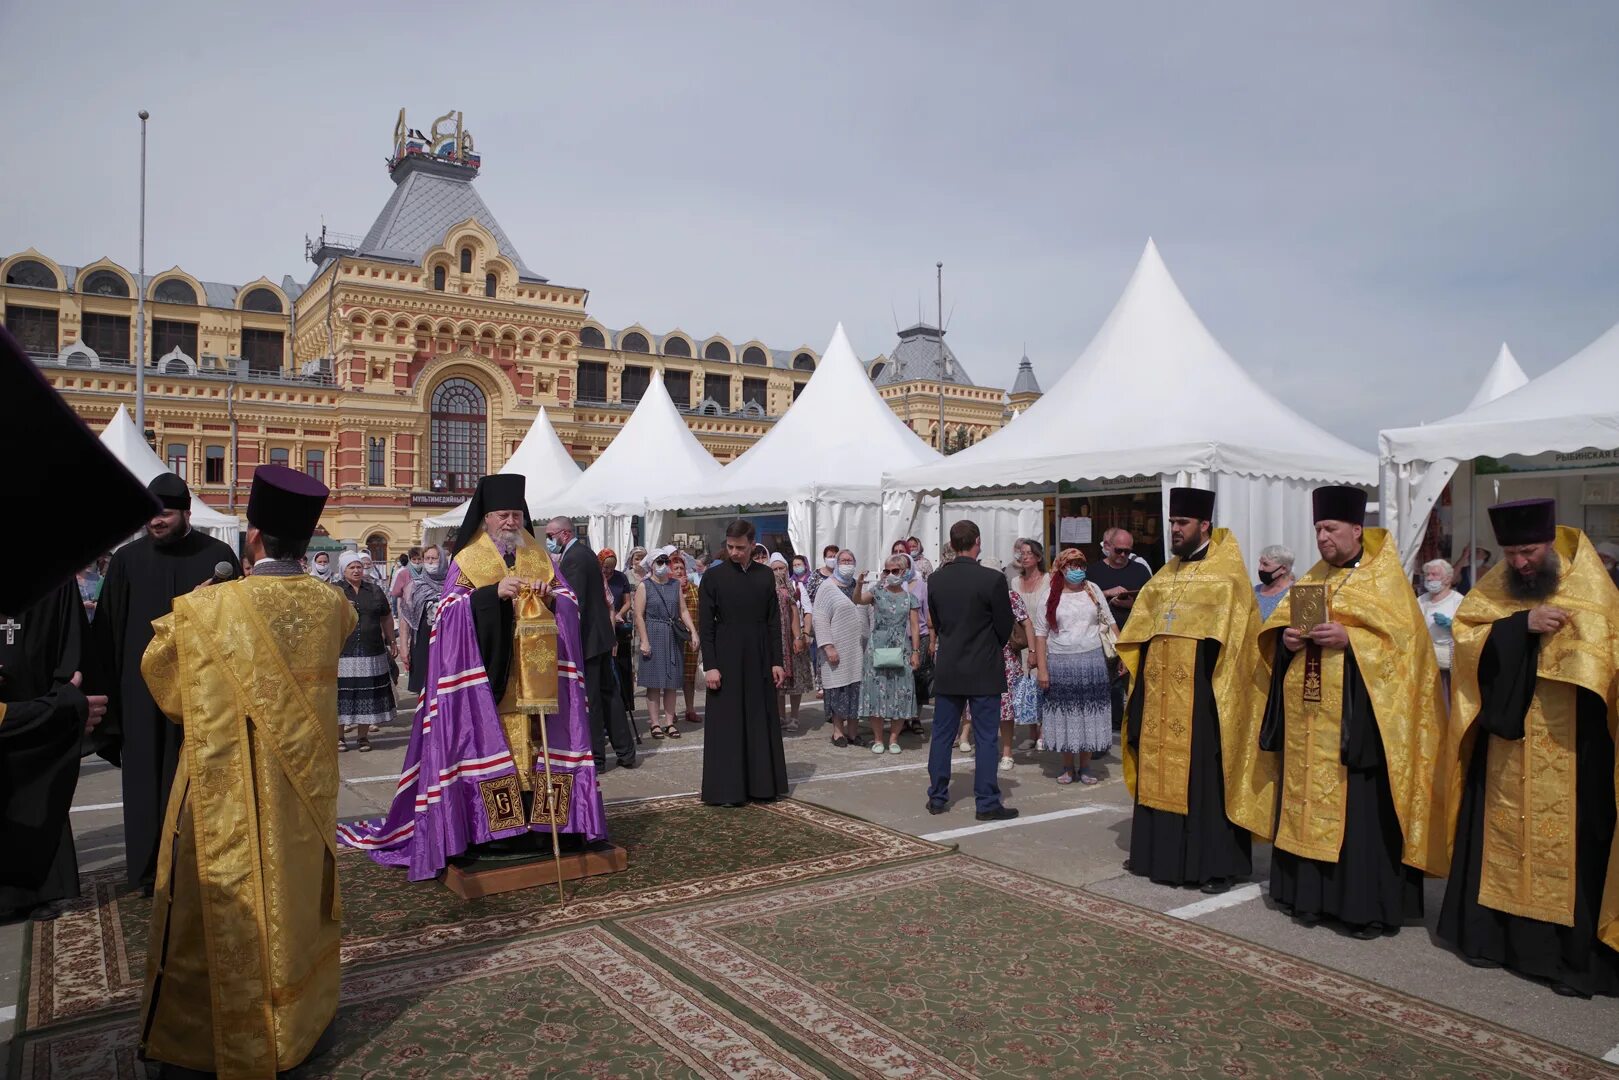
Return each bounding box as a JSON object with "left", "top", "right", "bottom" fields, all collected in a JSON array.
[
  {"left": 936, "top": 261, "right": 945, "bottom": 452},
  {"left": 135, "top": 109, "right": 149, "bottom": 433}
]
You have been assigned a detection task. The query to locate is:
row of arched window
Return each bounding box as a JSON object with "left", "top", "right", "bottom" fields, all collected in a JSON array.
[
  {"left": 577, "top": 324, "right": 815, "bottom": 370},
  {"left": 4, "top": 258, "right": 284, "bottom": 312}
]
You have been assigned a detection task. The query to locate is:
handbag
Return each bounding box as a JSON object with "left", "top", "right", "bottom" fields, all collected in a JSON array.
[
  {"left": 1085, "top": 585, "right": 1119, "bottom": 661},
  {"left": 1011, "top": 671, "right": 1042, "bottom": 725},
  {"left": 873, "top": 646, "right": 907, "bottom": 670}
]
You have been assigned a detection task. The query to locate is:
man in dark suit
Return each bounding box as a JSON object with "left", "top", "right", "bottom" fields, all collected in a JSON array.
[
  {"left": 925, "top": 520, "right": 1017, "bottom": 820},
  {"left": 545, "top": 517, "right": 637, "bottom": 770}
]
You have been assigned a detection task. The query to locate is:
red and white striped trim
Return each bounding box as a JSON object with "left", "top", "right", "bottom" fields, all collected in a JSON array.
[
  {"left": 338, "top": 818, "right": 415, "bottom": 849},
  {"left": 437, "top": 667, "right": 489, "bottom": 694}
]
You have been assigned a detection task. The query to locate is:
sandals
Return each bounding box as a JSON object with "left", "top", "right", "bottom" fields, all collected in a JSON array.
[
  {"left": 338, "top": 734, "right": 351, "bottom": 753},
  {"left": 358, "top": 736, "right": 373, "bottom": 753},
  {"left": 665, "top": 725, "right": 682, "bottom": 739},
  {"left": 684, "top": 710, "right": 701, "bottom": 724},
  {"left": 1077, "top": 771, "right": 1099, "bottom": 786},
  {"left": 652, "top": 726, "right": 667, "bottom": 740},
  {"left": 832, "top": 735, "right": 849, "bottom": 748},
  {"left": 1056, "top": 769, "right": 1076, "bottom": 785}
]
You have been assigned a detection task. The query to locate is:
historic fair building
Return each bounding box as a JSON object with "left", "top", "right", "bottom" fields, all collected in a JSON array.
[{"left": 3, "top": 110, "right": 1037, "bottom": 559}]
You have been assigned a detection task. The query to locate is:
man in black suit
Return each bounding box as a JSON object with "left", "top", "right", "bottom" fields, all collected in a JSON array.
[
  {"left": 545, "top": 517, "right": 637, "bottom": 770},
  {"left": 925, "top": 520, "right": 1017, "bottom": 820}
]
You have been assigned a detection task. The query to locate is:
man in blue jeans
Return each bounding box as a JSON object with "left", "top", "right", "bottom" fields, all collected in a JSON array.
[{"left": 925, "top": 520, "right": 1017, "bottom": 819}]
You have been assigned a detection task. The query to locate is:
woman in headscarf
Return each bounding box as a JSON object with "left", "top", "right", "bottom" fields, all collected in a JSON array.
[
  {"left": 669, "top": 551, "right": 703, "bottom": 725},
  {"left": 1032, "top": 548, "right": 1117, "bottom": 785},
  {"left": 399, "top": 544, "right": 447, "bottom": 695},
  {"left": 768, "top": 553, "right": 809, "bottom": 732},
  {"left": 626, "top": 546, "right": 649, "bottom": 588},
  {"left": 812, "top": 549, "right": 869, "bottom": 747},
  {"left": 633, "top": 544, "right": 697, "bottom": 738},
  {"left": 333, "top": 550, "right": 396, "bottom": 752},
  {"left": 307, "top": 550, "right": 335, "bottom": 583},
  {"left": 599, "top": 548, "right": 637, "bottom": 718}
]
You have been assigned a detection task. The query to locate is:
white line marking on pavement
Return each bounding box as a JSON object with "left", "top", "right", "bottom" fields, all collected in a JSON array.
[
  {"left": 0, "top": 1003, "right": 16, "bottom": 1023},
  {"left": 1602, "top": 1043, "right": 1619, "bottom": 1065},
  {"left": 921, "top": 803, "right": 1118, "bottom": 842},
  {"left": 68, "top": 801, "right": 124, "bottom": 814},
  {"left": 1164, "top": 883, "right": 1266, "bottom": 921},
  {"left": 607, "top": 791, "right": 699, "bottom": 805}
]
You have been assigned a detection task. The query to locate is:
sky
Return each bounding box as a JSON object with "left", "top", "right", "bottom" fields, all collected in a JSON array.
[{"left": 3, "top": 1, "right": 1616, "bottom": 448}]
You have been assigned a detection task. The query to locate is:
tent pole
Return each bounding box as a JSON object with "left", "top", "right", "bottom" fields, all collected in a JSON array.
[{"left": 1466, "top": 457, "right": 1476, "bottom": 588}]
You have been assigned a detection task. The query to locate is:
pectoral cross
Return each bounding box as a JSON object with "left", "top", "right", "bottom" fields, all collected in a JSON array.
[
  {"left": 1161, "top": 610, "right": 1177, "bottom": 631},
  {"left": 1, "top": 617, "right": 18, "bottom": 645}
]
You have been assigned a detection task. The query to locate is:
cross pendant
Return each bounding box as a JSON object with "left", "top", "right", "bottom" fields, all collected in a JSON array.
[
  {"left": 1, "top": 617, "right": 19, "bottom": 645},
  {"left": 1162, "top": 610, "right": 1177, "bottom": 630}
]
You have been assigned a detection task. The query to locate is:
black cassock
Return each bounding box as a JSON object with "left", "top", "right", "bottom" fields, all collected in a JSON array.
[
  {"left": 1, "top": 580, "right": 90, "bottom": 912},
  {"left": 697, "top": 559, "right": 787, "bottom": 805},
  {"left": 1262, "top": 642, "right": 1424, "bottom": 930},
  {"left": 90, "top": 528, "right": 239, "bottom": 888},
  {"left": 1437, "top": 611, "right": 1619, "bottom": 996},
  {"left": 1126, "top": 637, "right": 1252, "bottom": 886}
]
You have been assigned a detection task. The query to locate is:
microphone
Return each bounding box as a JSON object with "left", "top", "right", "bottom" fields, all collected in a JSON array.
[{"left": 212, "top": 561, "right": 236, "bottom": 584}]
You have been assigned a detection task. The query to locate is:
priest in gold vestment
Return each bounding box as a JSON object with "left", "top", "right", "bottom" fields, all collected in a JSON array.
[
  {"left": 1257, "top": 485, "right": 1448, "bottom": 939},
  {"left": 138, "top": 465, "right": 352, "bottom": 1078},
  {"left": 1119, "top": 487, "right": 1276, "bottom": 893},
  {"left": 1436, "top": 499, "right": 1619, "bottom": 998}
]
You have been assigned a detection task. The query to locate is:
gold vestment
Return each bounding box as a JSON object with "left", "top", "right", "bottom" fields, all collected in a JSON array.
[
  {"left": 139, "top": 574, "right": 355, "bottom": 1079},
  {"left": 1445, "top": 526, "right": 1619, "bottom": 940},
  {"left": 454, "top": 529, "right": 559, "bottom": 790},
  {"left": 1118, "top": 529, "right": 1277, "bottom": 838},
  {"left": 1256, "top": 528, "right": 1449, "bottom": 874}
]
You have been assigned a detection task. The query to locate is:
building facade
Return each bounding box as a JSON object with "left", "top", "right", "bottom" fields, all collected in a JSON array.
[{"left": 4, "top": 109, "right": 1036, "bottom": 559}]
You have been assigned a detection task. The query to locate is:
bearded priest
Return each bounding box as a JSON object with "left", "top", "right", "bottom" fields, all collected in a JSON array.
[
  {"left": 1436, "top": 498, "right": 1619, "bottom": 997},
  {"left": 339, "top": 474, "right": 608, "bottom": 880},
  {"left": 1118, "top": 487, "right": 1277, "bottom": 895},
  {"left": 1257, "top": 485, "right": 1449, "bottom": 939},
  {"left": 138, "top": 465, "right": 353, "bottom": 1077}
]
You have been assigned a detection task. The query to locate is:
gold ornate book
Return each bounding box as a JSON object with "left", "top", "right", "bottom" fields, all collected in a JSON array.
[{"left": 1289, "top": 583, "right": 1327, "bottom": 631}]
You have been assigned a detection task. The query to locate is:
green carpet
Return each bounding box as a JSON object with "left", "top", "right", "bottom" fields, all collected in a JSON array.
[{"left": 16, "top": 796, "right": 943, "bottom": 1033}]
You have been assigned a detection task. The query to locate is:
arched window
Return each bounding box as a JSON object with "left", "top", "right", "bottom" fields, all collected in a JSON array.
[
  {"left": 81, "top": 269, "right": 130, "bottom": 297},
  {"left": 703, "top": 340, "right": 731, "bottom": 362},
  {"left": 742, "top": 346, "right": 767, "bottom": 366},
  {"left": 432, "top": 266, "right": 446, "bottom": 291},
  {"left": 460, "top": 248, "right": 473, "bottom": 274},
  {"left": 430, "top": 378, "right": 487, "bottom": 494},
  {"left": 484, "top": 273, "right": 497, "bottom": 298},
  {"left": 579, "top": 326, "right": 606, "bottom": 349},
  {"left": 153, "top": 278, "right": 197, "bottom": 305},
  {"left": 241, "top": 287, "right": 282, "bottom": 313},
  {"left": 663, "top": 336, "right": 691, "bottom": 357},
  {"left": 269, "top": 447, "right": 290, "bottom": 467},
  {"left": 5, "top": 259, "right": 55, "bottom": 288},
  {"left": 621, "top": 331, "right": 650, "bottom": 353},
  {"left": 793, "top": 352, "right": 815, "bottom": 371},
  {"left": 366, "top": 533, "right": 389, "bottom": 563},
  {"left": 869, "top": 361, "right": 886, "bottom": 381}
]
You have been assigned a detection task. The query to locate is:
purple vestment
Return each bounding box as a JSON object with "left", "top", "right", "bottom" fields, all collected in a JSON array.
[{"left": 338, "top": 552, "right": 608, "bottom": 880}]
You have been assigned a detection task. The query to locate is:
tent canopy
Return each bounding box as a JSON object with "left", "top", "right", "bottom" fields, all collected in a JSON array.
[
  {"left": 1462, "top": 343, "right": 1529, "bottom": 412},
  {"left": 423, "top": 406, "right": 581, "bottom": 530},
  {"left": 548, "top": 370, "right": 722, "bottom": 519},
  {"left": 1381, "top": 321, "right": 1619, "bottom": 465},
  {"left": 99, "top": 406, "right": 240, "bottom": 542},
  {"left": 884, "top": 239, "right": 1375, "bottom": 495},
  {"left": 649, "top": 323, "right": 939, "bottom": 511}
]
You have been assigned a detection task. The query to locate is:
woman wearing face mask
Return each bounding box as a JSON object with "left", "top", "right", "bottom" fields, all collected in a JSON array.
[
  {"left": 400, "top": 545, "right": 448, "bottom": 694},
  {"left": 813, "top": 550, "right": 869, "bottom": 747},
  {"left": 901, "top": 554, "right": 932, "bottom": 735},
  {"left": 633, "top": 545, "right": 698, "bottom": 738},
  {"left": 668, "top": 552, "right": 703, "bottom": 725},
  {"left": 853, "top": 553, "right": 921, "bottom": 754},
  {"left": 308, "top": 550, "right": 335, "bottom": 583},
  {"left": 334, "top": 550, "right": 396, "bottom": 753},
  {"left": 1032, "top": 548, "right": 1117, "bottom": 785},
  {"left": 1253, "top": 544, "right": 1295, "bottom": 623},
  {"left": 768, "top": 554, "right": 809, "bottom": 732},
  {"left": 1008, "top": 537, "right": 1047, "bottom": 750},
  {"left": 806, "top": 544, "right": 841, "bottom": 697},
  {"left": 1417, "top": 558, "right": 1463, "bottom": 700}
]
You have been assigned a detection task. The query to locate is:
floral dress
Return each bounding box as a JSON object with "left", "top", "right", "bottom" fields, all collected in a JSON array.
[
  {"left": 858, "top": 586, "right": 920, "bottom": 720},
  {"left": 1001, "top": 589, "right": 1030, "bottom": 725}
]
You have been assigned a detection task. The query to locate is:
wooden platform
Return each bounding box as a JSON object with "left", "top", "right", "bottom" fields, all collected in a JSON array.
[{"left": 443, "top": 842, "right": 629, "bottom": 900}]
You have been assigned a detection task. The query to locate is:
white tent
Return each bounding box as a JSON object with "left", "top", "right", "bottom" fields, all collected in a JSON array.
[
  {"left": 422, "top": 406, "right": 581, "bottom": 536},
  {"left": 645, "top": 323, "right": 1040, "bottom": 569},
  {"left": 548, "top": 371, "right": 723, "bottom": 554},
  {"left": 883, "top": 240, "right": 1378, "bottom": 568},
  {"left": 1381, "top": 323, "right": 1619, "bottom": 567},
  {"left": 1377, "top": 343, "right": 1531, "bottom": 567},
  {"left": 99, "top": 406, "right": 241, "bottom": 547}
]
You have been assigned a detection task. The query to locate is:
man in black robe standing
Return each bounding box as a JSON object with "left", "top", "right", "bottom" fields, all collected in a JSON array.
[
  {"left": 1, "top": 578, "right": 108, "bottom": 918},
  {"left": 698, "top": 519, "right": 787, "bottom": 806},
  {"left": 91, "top": 473, "right": 240, "bottom": 890},
  {"left": 1437, "top": 498, "right": 1619, "bottom": 997}
]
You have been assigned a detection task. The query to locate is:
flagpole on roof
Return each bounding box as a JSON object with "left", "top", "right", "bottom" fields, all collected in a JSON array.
[
  {"left": 135, "top": 109, "right": 150, "bottom": 436},
  {"left": 936, "top": 261, "right": 945, "bottom": 452}
]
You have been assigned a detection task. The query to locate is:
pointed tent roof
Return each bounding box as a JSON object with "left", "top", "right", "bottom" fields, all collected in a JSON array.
[
  {"left": 886, "top": 240, "right": 1376, "bottom": 494},
  {"left": 1463, "top": 343, "right": 1529, "bottom": 411},
  {"left": 652, "top": 324, "right": 940, "bottom": 510},
  {"left": 99, "top": 406, "right": 238, "bottom": 529},
  {"left": 355, "top": 157, "right": 545, "bottom": 282},
  {"left": 1382, "top": 321, "right": 1619, "bottom": 464},
  {"left": 547, "top": 372, "right": 722, "bottom": 517},
  {"left": 1010, "top": 355, "right": 1041, "bottom": 395},
  {"left": 423, "top": 407, "right": 582, "bottom": 528}
]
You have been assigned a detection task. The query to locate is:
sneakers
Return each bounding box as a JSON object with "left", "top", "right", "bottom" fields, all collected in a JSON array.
[
  {"left": 888, "top": 742, "right": 902, "bottom": 755},
  {"left": 997, "top": 756, "right": 1014, "bottom": 773},
  {"left": 956, "top": 738, "right": 971, "bottom": 753}
]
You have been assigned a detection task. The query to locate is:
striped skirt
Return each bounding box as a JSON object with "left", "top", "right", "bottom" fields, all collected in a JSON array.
[
  {"left": 1039, "top": 648, "right": 1112, "bottom": 754},
  {"left": 338, "top": 651, "right": 395, "bottom": 730}
]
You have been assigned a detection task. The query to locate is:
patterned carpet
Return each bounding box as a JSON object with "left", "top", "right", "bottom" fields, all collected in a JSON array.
[{"left": 16, "top": 796, "right": 943, "bottom": 1033}]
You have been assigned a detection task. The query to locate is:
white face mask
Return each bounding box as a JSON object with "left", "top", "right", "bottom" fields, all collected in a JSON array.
[
  {"left": 824, "top": 557, "right": 837, "bottom": 570},
  {"left": 424, "top": 560, "right": 440, "bottom": 572},
  {"left": 1423, "top": 578, "right": 1445, "bottom": 594}
]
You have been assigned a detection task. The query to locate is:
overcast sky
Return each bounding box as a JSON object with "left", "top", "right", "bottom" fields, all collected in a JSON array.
[{"left": 4, "top": 2, "right": 1616, "bottom": 447}]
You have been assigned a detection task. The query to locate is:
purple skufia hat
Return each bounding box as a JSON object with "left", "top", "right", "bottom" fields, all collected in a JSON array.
[
  {"left": 1487, "top": 498, "right": 1556, "bottom": 546},
  {"left": 247, "top": 464, "right": 328, "bottom": 543}
]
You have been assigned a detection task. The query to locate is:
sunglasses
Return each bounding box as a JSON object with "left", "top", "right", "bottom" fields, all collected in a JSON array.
[{"left": 653, "top": 557, "right": 669, "bottom": 567}]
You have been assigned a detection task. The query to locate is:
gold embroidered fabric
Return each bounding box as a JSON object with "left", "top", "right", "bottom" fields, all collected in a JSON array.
[
  {"left": 138, "top": 575, "right": 355, "bottom": 1078},
  {"left": 1446, "top": 526, "right": 1619, "bottom": 935},
  {"left": 1118, "top": 529, "right": 1277, "bottom": 838},
  {"left": 456, "top": 529, "right": 559, "bottom": 789},
  {"left": 1256, "top": 528, "right": 1450, "bottom": 874}
]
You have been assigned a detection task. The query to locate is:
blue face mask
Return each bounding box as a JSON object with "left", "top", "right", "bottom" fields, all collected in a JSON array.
[
  {"left": 834, "top": 564, "right": 855, "bottom": 584},
  {"left": 1064, "top": 568, "right": 1087, "bottom": 586},
  {"left": 545, "top": 536, "right": 562, "bottom": 554}
]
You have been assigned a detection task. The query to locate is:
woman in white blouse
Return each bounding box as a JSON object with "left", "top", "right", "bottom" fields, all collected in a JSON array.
[
  {"left": 1417, "top": 558, "right": 1463, "bottom": 700},
  {"left": 1033, "top": 548, "right": 1118, "bottom": 785}
]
